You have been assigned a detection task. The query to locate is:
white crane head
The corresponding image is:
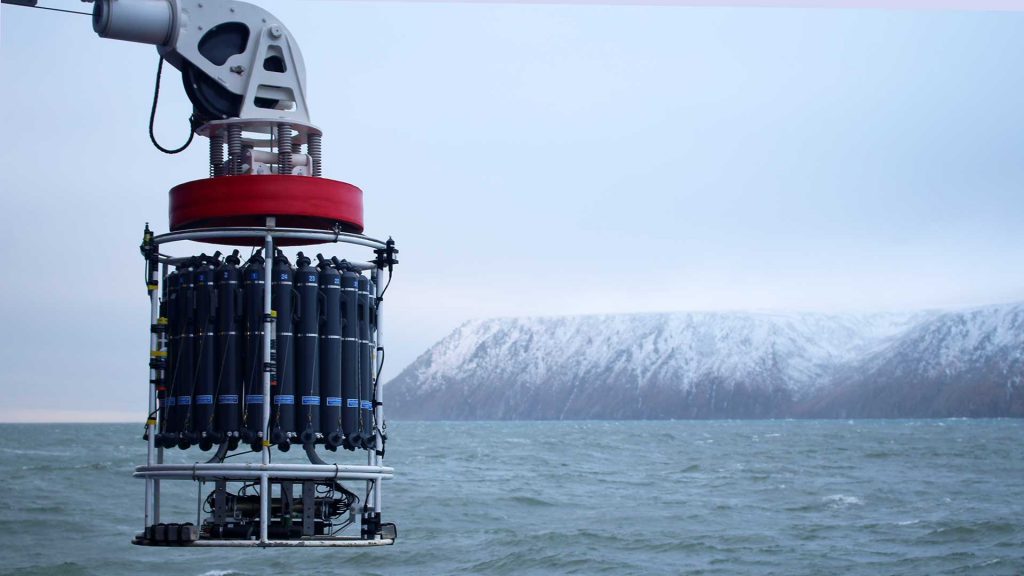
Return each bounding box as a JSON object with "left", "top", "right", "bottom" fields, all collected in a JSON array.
[{"left": 91, "top": 0, "right": 310, "bottom": 124}]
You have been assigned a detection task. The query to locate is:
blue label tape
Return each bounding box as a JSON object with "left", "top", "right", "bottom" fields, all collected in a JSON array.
[
  {"left": 361, "top": 400, "right": 373, "bottom": 410},
  {"left": 326, "top": 397, "right": 342, "bottom": 407},
  {"left": 274, "top": 395, "right": 295, "bottom": 405},
  {"left": 218, "top": 395, "right": 239, "bottom": 404},
  {"left": 346, "top": 399, "right": 359, "bottom": 408},
  {"left": 195, "top": 395, "right": 214, "bottom": 405},
  {"left": 302, "top": 396, "right": 321, "bottom": 406},
  {"left": 246, "top": 395, "right": 264, "bottom": 404},
  {"left": 165, "top": 397, "right": 176, "bottom": 407},
  {"left": 177, "top": 396, "right": 192, "bottom": 405}
]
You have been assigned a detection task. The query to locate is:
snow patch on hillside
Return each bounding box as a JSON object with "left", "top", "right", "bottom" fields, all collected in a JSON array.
[{"left": 404, "top": 310, "right": 933, "bottom": 396}]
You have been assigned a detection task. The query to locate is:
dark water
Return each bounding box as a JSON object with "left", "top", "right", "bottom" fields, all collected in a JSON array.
[{"left": 0, "top": 420, "right": 1021, "bottom": 575}]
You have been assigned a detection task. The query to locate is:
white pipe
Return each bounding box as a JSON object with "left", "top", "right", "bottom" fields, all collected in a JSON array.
[
  {"left": 374, "top": 267, "right": 386, "bottom": 515},
  {"left": 153, "top": 228, "right": 388, "bottom": 250},
  {"left": 137, "top": 463, "right": 393, "bottom": 473},
  {"left": 366, "top": 272, "right": 376, "bottom": 513},
  {"left": 134, "top": 471, "right": 393, "bottom": 481},
  {"left": 260, "top": 218, "right": 275, "bottom": 544},
  {"left": 187, "top": 538, "right": 393, "bottom": 548},
  {"left": 145, "top": 259, "right": 160, "bottom": 529},
  {"left": 248, "top": 149, "right": 312, "bottom": 166}
]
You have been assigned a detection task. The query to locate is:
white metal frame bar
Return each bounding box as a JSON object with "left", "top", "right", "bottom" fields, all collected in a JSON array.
[{"left": 152, "top": 226, "right": 388, "bottom": 250}]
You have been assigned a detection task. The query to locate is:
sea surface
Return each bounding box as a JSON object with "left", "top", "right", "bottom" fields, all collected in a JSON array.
[{"left": 0, "top": 420, "right": 1021, "bottom": 575}]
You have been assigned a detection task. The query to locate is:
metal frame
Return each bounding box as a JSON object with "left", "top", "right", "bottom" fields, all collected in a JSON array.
[{"left": 141, "top": 219, "right": 394, "bottom": 547}]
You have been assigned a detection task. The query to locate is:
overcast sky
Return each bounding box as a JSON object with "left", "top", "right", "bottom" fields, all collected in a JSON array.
[{"left": 1, "top": 1, "right": 1022, "bottom": 421}]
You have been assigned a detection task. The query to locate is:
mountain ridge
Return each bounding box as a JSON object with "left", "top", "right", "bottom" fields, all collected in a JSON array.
[{"left": 387, "top": 303, "right": 1024, "bottom": 419}]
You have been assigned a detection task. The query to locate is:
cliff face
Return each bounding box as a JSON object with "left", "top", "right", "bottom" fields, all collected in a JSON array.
[{"left": 385, "top": 306, "right": 1024, "bottom": 419}]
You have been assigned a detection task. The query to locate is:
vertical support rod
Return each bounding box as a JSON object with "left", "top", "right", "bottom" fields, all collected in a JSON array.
[
  {"left": 365, "top": 269, "right": 378, "bottom": 513},
  {"left": 373, "top": 267, "right": 385, "bottom": 516},
  {"left": 145, "top": 258, "right": 160, "bottom": 529},
  {"left": 260, "top": 217, "right": 275, "bottom": 544},
  {"left": 155, "top": 262, "right": 167, "bottom": 524}
]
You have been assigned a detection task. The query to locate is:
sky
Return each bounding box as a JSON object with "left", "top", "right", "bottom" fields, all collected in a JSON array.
[{"left": 1, "top": 0, "right": 1022, "bottom": 421}]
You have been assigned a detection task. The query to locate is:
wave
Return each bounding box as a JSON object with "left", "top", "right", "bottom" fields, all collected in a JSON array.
[
  {"left": 0, "top": 447, "right": 74, "bottom": 457},
  {"left": 822, "top": 494, "right": 864, "bottom": 509}
]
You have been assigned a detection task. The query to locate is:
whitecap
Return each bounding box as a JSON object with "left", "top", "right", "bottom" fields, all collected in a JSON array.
[
  {"left": 0, "top": 447, "right": 73, "bottom": 457},
  {"left": 822, "top": 494, "right": 863, "bottom": 508}
]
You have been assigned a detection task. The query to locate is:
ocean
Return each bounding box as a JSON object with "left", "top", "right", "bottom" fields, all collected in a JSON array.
[{"left": 0, "top": 420, "right": 1021, "bottom": 575}]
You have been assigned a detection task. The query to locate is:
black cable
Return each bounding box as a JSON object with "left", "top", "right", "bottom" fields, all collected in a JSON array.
[
  {"left": 375, "top": 270, "right": 393, "bottom": 309},
  {"left": 142, "top": 408, "right": 159, "bottom": 438},
  {"left": 329, "top": 519, "right": 353, "bottom": 536},
  {"left": 373, "top": 348, "right": 385, "bottom": 438},
  {"left": 149, "top": 57, "right": 196, "bottom": 154},
  {"left": 35, "top": 5, "right": 88, "bottom": 15},
  {"left": 370, "top": 269, "right": 389, "bottom": 440},
  {"left": 202, "top": 490, "right": 217, "bottom": 514},
  {"left": 222, "top": 448, "right": 256, "bottom": 460},
  {"left": 1, "top": 2, "right": 91, "bottom": 16},
  {"left": 335, "top": 481, "right": 358, "bottom": 504},
  {"left": 236, "top": 482, "right": 258, "bottom": 497}
]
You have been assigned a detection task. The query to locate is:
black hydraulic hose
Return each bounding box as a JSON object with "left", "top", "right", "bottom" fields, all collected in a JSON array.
[
  {"left": 304, "top": 442, "right": 328, "bottom": 465},
  {"left": 204, "top": 441, "right": 230, "bottom": 464}
]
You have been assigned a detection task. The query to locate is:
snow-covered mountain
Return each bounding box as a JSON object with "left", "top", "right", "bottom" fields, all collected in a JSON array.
[
  {"left": 384, "top": 306, "right": 1024, "bottom": 420},
  {"left": 803, "top": 303, "right": 1024, "bottom": 418}
]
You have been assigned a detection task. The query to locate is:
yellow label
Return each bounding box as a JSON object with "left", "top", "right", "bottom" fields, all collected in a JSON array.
[
  {"left": 150, "top": 350, "right": 168, "bottom": 358},
  {"left": 157, "top": 317, "right": 169, "bottom": 325},
  {"left": 263, "top": 440, "right": 272, "bottom": 447},
  {"left": 270, "top": 310, "right": 278, "bottom": 318},
  {"left": 146, "top": 419, "right": 157, "bottom": 426}
]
